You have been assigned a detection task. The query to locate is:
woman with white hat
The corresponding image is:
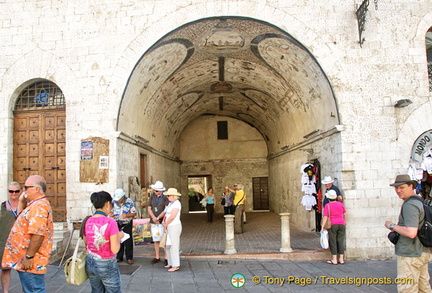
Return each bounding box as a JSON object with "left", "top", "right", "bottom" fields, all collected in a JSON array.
[
  {"left": 321, "top": 189, "right": 347, "bottom": 265},
  {"left": 162, "top": 188, "right": 182, "bottom": 272}
]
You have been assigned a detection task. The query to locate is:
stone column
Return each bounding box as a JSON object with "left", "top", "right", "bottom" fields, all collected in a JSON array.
[
  {"left": 224, "top": 215, "right": 237, "bottom": 254},
  {"left": 280, "top": 212, "right": 293, "bottom": 252}
]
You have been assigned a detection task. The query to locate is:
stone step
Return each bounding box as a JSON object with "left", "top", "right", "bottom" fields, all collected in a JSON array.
[{"left": 50, "top": 223, "right": 71, "bottom": 264}]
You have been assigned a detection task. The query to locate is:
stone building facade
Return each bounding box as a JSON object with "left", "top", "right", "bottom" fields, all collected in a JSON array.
[{"left": 1, "top": 0, "right": 432, "bottom": 259}]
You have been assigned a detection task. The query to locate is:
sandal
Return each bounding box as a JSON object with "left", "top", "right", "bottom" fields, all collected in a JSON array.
[
  {"left": 326, "top": 260, "right": 338, "bottom": 265},
  {"left": 150, "top": 258, "right": 160, "bottom": 264},
  {"left": 168, "top": 267, "right": 180, "bottom": 272},
  {"left": 165, "top": 265, "right": 172, "bottom": 268}
]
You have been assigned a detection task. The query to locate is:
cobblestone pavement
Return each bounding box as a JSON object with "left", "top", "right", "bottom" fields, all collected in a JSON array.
[
  {"left": 7, "top": 257, "right": 432, "bottom": 292},
  {"left": 134, "top": 212, "right": 323, "bottom": 257},
  {"left": 7, "top": 212, "right": 432, "bottom": 292}
]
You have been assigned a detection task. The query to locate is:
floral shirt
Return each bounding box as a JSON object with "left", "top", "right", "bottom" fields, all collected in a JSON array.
[
  {"left": 112, "top": 197, "right": 136, "bottom": 225},
  {"left": 1, "top": 196, "right": 53, "bottom": 274}
]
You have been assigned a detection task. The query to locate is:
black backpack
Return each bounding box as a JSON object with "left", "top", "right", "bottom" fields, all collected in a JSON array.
[{"left": 406, "top": 196, "right": 432, "bottom": 247}]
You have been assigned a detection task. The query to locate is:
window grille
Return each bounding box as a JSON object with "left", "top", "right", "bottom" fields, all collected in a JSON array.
[
  {"left": 428, "top": 62, "right": 432, "bottom": 92},
  {"left": 15, "top": 81, "right": 65, "bottom": 111}
]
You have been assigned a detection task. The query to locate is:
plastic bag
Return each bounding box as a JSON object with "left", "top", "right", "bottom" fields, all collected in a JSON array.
[
  {"left": 200, "top": 198, "right": 207, "bottom": 207},
  {"left": 151, "top": 224, "right": 164, "bottom": 242},
  {"left": 320, "top": 230, "right": 329, "bottom": 249}
]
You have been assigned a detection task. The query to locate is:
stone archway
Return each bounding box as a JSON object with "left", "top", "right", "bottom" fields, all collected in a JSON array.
[
  {"left": 117, "top": 17, "right": 339, "bottom": 153},
  {"left": 117, "top": 16, "right": 340, "bottom": 223}
]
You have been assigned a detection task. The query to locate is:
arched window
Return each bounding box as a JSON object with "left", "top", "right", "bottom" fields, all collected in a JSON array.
[
  {"left": 426, "top": 28, "right": 432, "bottom": 92},
  {"left": 15, "top": 80, "right": 65, "bottom": 111}
]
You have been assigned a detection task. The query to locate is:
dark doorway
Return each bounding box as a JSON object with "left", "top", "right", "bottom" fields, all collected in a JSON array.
[{"left": 252, "top": 177, "right": 269, "bottom": 210}]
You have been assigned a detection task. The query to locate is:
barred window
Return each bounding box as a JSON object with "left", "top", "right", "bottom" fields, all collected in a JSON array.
[
  {"left": 426, "top": 30, "right": 432, "bottom": 92},
  {"left": 15, "top": 81, "right": 65, "bottom": 111},
  {"left": 429, "top": 62, "right": 432, "bottom": 92}
]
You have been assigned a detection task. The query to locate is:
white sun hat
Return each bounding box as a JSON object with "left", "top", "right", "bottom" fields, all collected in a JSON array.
[
  {"left": 321, "top": 176, "right": 334, "bottom": 185},
  {"left": 325, "top": 189, "right": 337, "bottom": 200},
  {"left": 150, "top": 180, "right": 166, "bottom": 191},
  {"left": 113, "top": 188, "right": 126, "bottom": 201}
]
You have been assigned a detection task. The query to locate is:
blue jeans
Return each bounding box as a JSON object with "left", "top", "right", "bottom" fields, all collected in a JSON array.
[
  {"left": 18, "top": 271, "right": 46, "bottom": 293},
  {"left": 86, "top": 256, "right": 122, "bottom": 293}
]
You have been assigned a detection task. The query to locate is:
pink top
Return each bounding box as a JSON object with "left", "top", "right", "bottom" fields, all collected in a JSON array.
[
  {"left": 322, "top": 201, "right": 346, "bottom": 225},
  {"left": 84, "top": 216, "right": 119, "bottom": 259}
]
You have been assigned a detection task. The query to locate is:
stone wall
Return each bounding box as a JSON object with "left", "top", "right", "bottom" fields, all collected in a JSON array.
[
  {"left": 0, "top": 0, "right": 431, "bottom": 259},
  {"left": 179, "top": 115, "right": 268, "bottom": 213},
  {"left": 268, "top": 131, "right": 343, "bottom": 230}
]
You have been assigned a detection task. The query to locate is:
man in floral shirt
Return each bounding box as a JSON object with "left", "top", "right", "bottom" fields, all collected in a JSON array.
[
  {"left": 112, "top": 188, "right": 136, "bottom": 264},
  {"left": 2, "top": 175, "right": 53, "bottom": 293}
]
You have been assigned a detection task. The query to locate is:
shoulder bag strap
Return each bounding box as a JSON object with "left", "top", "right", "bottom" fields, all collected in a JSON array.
[
  {"left": 236, "top": 194, "right": 245, "bottom": 207},
  {"left": 402, "top": 196, "right": 425, "bottom": 227},
  {"left": 79, "top": 215, "right": 91, "bottom": 239},
  {"left": 70, "top": 237, "right": 81, "bottom": 284}
]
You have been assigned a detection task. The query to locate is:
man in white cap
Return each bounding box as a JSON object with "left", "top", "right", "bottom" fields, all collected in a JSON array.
[
  {"left": 385, "top": 174, "right": 431, "bottom": 292},
  {"left": 148, "top": 181, "right": 169, "bottom": 265},
  {"left": 321, "top": 176, "right": 342, "bottom": 207},
  {"left": 112, "top": 188, "right": 136, "bottom": 264}
]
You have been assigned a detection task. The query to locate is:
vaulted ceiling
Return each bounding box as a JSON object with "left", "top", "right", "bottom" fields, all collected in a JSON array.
[{"left": 117, "top": 17, "right": 339, "bottom": 155}]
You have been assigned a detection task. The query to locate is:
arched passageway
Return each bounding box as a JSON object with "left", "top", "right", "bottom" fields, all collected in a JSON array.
[{"left": 117, "top": 16, "right": 340, "bottom": 227}]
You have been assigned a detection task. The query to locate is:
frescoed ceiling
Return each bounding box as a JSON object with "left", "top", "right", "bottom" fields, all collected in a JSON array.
[{"left": 118, "top": 17, "right": 339, "bottom": 155}]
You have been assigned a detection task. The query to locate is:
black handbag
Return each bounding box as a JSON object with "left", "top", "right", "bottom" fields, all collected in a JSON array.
[
  {"left": 388, "top": 231, "right": 400, "bottom": 245},
  {"left": 221, "top": 198, "right": 225, "bottom": 205}
]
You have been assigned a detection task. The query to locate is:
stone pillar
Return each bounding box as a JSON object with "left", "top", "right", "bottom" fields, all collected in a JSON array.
[
  {"left": 280, "top": 212, "right": 293, "bottom": 252},
  {"left": 224, "top": 215, "right": 237, "bottom": 254}
]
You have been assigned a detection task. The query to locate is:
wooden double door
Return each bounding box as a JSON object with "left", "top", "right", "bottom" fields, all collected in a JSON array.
[
  {"left": 252, "top": 177, "right": 269, "bottom": 210},
  {"left": 13, "top": 111, "right": 66, "bottom": 221}
]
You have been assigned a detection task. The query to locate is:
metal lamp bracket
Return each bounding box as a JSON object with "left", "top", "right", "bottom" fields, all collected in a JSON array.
[{"left": 356, "top": 0, "right": 378, "bottom": 47}]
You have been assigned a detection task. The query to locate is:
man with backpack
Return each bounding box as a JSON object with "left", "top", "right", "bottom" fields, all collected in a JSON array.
[{"left": 385, "top": 174, "right": 431, "bottom": 292}]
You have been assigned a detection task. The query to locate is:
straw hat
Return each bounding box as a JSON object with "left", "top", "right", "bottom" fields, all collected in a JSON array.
[{"left": 165, "top": 188, "right": 182, "bottom": 196}]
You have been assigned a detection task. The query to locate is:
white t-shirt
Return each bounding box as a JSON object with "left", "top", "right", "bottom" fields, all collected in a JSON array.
[
  {"left": 164, "top": 200, "right": 181, "bottom": 226},
  {"left": 301, "top": 194, "right": 317, "bottom": 210}
]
